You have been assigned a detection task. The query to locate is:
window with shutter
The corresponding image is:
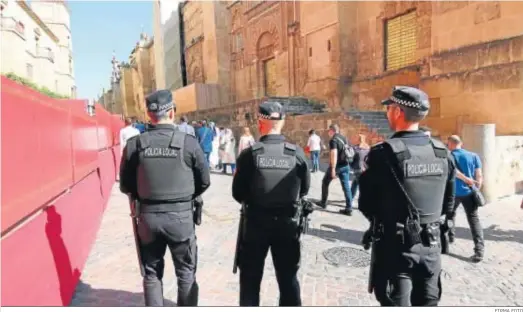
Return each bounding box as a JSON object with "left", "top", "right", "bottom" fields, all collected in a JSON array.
[{"left": 385, "top": 10, "right": 417, "bottom": 71}]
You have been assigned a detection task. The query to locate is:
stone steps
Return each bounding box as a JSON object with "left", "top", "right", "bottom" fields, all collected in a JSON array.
[
  {"left": 268, "top": 96, "right": 328, "bottom": 115},
  {"left": 347, "top": 109, "right": 394, "bottom": 139}
]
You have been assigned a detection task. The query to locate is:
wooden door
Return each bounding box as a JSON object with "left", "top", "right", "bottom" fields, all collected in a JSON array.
[{"left": 263, "top": 58, "right": 277, "bottom": 96}]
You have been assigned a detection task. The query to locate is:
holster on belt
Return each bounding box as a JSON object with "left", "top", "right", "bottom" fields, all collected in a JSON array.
[
  {"left": 394, "top": 220, "right": 440, "bottom": 249},
  {"left": 193, "top": 196, "right": 203, "bottom": 226}
]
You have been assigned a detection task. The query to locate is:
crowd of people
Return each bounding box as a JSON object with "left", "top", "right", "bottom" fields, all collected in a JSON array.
[
  {"left": 119, "top": 115, "right": 257, "bottom": 176},
  {"left": 118, "top": 88, "right": 522, "bottom": 308}
]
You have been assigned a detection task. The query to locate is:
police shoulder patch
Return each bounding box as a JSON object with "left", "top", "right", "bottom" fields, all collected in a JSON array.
[{"left": 256, "top": 155, "right": 292, "bottom": 169}]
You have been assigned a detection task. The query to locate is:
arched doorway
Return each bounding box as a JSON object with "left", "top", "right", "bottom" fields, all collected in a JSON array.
[{"left": 256, "top": 32, "right": 277, "bottom": 97}]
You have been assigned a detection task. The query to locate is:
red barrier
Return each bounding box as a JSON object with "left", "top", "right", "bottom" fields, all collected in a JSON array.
[
  {"left": 1, "top": 75, "right": 125, "bottom": 306},
  {"left": 0, "top": 77, "right": 124, "bottom": 232},
  {"left": 112, "top": 145, "right": 122, "bottom": 180},
  {"left": 95, "top": 104, "right": 113, "bottom": 151},
  {"left": 98, "top": 149, "right": 117, "bottom": 203},
  {"left": 70, "top": 100, "right": 99, "bottom": 183},
  {"left": 1, "top": 171, "right": 106, "bottom": 306},
  {"left": 111, "top": 114, "right": 123, "bottom": 146},
  {"left": 1, "top": 77, "right": 74, "bottom": 232}
]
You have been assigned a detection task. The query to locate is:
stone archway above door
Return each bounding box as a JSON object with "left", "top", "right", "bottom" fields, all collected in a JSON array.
[
  {"left": 251, "top": 20, "right": 280, "bottom": 61},
  {"left": 256, "top": 31, "right": 276, "bottom": 60}
]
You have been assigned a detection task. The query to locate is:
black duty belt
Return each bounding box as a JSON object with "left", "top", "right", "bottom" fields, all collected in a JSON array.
[
  {"left": 140, "top": 198, "right": 192, "bottom": 205},
  {"left": 139, "top": 199, "right": 193, "bottom": 213}
]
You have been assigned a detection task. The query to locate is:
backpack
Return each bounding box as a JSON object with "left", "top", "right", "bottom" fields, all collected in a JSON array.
[{"left": 334, "top": 136, "right": 355, "bottom": 163}]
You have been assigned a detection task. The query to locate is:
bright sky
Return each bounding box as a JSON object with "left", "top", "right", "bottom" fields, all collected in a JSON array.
[{"left": 69, "top": 1, "right": 153, "bottom": 100}]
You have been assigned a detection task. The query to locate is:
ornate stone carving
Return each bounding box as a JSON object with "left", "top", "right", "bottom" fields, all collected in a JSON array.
[
  {"left": 185, "top": 41, "right": 204, "bottom": 84},
  {"left": 257, "top": 32, "right": 275, "bottom": 60},
  {"left": 245, "top": 1, "right": 277, "bottom": 21},
  {"left": 249, "top": 17, "right": 280, "bottom": 60},
  {"left": 231, "top": 7, "right": 241, "bottom": 32},
  {"left": 191, "top": 66, "right": 203, "bottom": 84}
]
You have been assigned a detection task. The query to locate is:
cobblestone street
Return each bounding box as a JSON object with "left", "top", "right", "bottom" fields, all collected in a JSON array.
[{"left": 71, "top": 173, "right": 523, "bottom": 306}]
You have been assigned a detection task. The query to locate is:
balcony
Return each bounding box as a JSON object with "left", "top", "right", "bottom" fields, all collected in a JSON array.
[
  {"left": 1, "top": 16, "right": 26, "bottom": 40},
  {"left": 36, "top": 47, "right": 54, "bottom": 63}
]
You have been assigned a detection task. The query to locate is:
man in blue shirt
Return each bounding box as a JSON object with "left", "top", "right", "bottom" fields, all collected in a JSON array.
[
  {"left": 447, "top": 135, "right": 485, "bottom": 262},
  {"left": 196, "top": 120, "right": 215, "bottom": 167}
]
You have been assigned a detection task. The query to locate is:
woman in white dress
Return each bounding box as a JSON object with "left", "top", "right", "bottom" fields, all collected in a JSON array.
[
  {"left": 238, "top": 127, "right": 255, "bottom": 155},
  {"left": 208, "top": 122, "right": 220, "bottom": 170},
  {"left": 219, "top": 128, "right": 237, "bottom": 175}
]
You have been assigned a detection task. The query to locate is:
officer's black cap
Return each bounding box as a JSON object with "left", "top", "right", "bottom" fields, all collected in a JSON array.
[
  {"left": 258, "top": 100, "right": 285, "bottom": 120},
  {"left": 381, "top": 86, "right": 430, "bottom": 112},
  {"left": 146, "top": 90, "right": 175, "bottom": 115}
]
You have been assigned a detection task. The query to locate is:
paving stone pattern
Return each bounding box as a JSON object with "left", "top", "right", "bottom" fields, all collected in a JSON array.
[{"left": 71, "top": 173, "right": 523, "bottom": 306}]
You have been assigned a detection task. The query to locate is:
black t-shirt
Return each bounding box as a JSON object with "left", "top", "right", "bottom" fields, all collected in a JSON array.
[{"left": 329, "top": 133, "right": 350, "bottom": 168}]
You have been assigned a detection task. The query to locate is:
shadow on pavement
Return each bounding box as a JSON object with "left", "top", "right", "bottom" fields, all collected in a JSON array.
[
  {"left": 71, "top": 281, "right": 177, "bottom": 307},
  {"left": 453, "top": 224, "right": 523, "bottom": 244},
  {"left": 307, "top": 224, "right": 365, "bottom": 246},
  {"left": 444, "top": 252, "right": 473, "bottom": 263}
]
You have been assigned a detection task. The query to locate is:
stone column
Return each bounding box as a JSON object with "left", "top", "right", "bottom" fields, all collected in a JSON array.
[{"left": 461, "top": 124, "right": 496, "bottom": 203}]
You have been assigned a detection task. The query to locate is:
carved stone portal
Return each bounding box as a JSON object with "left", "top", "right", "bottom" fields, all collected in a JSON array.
[
  {"left": 257, "top": 32, "right": 275, "bottom": 60},
  {"left": 186, "top": 41, "right": 204, "bottom": 84},
  {"left": 249, "top": 16, "right": 280, "bottom": 61}
]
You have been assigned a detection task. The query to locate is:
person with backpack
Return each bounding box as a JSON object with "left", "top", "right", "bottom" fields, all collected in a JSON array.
[{"left": 318, "top": 124, "right": 355, "bottom": 215}]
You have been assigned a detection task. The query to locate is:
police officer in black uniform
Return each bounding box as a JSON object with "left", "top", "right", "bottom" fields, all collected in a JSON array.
[
  {"left": 359, "top": 86, "right": 456, "bottom": 306},
  {"left": 232, "top": 100, "right": 311, "bottom": 306},
  {"left": 119, "top": 90, "right": 210, "bottom": 306}
]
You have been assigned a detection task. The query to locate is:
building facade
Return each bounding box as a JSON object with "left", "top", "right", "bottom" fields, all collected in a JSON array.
[
  {"left": 152, "top": 0, "right": 166, "bottom": 90},
  {"left": 181, "top": 1, "right": 231, "bottom": 105},
  {"left": 343, "top": 1, "right": 523, "bottom": 136},
  {"left": 153, "top": 0, "right": 184, "bottom": 92},
  {"left": 224, "top": 1, "right": 523, "bottom": 136},
  {"left": 1, "top": 0, "right": 76, "bottom": 97},
  {"left": 227, "top": 1, "right": 355, "bottom": 109},
  {"left": 98, "top": 33, "right": 156, "bottom": 121},
  {"left": 129, "top": 33, "right": 155, "bottom": 120}
]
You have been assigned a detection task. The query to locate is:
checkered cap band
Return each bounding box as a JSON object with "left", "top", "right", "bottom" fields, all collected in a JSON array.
[
  {"left": 258, "top": 112, "right": 281, "bottom": 120},
  {"left": 390, "top": 95, "right": 422, "bottom": 109},
  {"left": 258, "top": 113, "right": 272, "bottom": 120}
]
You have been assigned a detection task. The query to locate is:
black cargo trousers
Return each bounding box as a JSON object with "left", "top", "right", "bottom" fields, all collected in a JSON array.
[
  {"left": 374, "top": 223, "right": 443, "bottom": 306},
  {"left": 448, "top": 194, "right": 485, "bottom": 256},
  {"left": 137, "top": 202, "right": 198, "bottom": 306},
  {"left": 239, "top": 212, "right": 302, "bottom": 306}
]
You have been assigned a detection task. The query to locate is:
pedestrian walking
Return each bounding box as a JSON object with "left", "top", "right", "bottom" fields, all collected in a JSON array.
[
  {"left": 350, "top": 134, "right": 370, "bottom": 206},
  {"left": 219, "top": 128, "right": 237, "bottom": 174},
  {"left": 318, "top": 124, "right": 355, "bottom": 215},
  {"left": 446, "top": 134, "right": 485, "bottom": 262},
  {"left": 307, "top": 129, "right": 322, "bottom": 172},
  {"left": 238, "top": 127, "right": 255, "bottom": 155}
]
